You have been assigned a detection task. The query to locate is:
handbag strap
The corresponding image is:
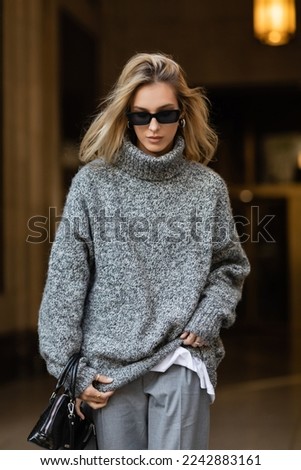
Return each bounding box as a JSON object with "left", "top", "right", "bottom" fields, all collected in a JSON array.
[
  {"left": 69, "top": 354, "right": 80, "bottom": 400},
  {"left": 54, "top": 353, "right": 80, "bottom": 395}
]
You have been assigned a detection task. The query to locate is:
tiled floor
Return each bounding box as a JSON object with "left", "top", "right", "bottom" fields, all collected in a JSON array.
[{"left": 1, "top": 326, "right": 301, "bottom": 450}]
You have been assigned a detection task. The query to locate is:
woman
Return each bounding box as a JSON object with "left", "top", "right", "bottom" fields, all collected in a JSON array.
[{"left": 39, "top": 52, "right": 250, "bottom": 450}]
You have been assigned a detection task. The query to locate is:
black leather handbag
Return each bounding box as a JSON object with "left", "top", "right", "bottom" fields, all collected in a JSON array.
[{"left": 27, "top": 353, "right": 96, "bottom": 450}]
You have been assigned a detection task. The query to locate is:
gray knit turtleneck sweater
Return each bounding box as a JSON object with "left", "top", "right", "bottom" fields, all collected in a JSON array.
[{"left": 38, "top": 137, "right": 250, "bottom": 395}]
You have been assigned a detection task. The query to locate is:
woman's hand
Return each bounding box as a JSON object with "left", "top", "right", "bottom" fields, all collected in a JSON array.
[
  {"left": 75, "top": 374, "right": 115, "bottom": 419},
  {"left": 180, "top": 331, "right": 207, "bottom": 348}
]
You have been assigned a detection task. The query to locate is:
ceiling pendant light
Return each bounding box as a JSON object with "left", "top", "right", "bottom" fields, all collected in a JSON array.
[{"left": 253, "top": 0, "right": 296, "bottom": 46}]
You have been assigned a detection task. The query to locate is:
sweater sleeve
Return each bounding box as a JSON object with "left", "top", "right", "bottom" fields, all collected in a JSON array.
[
  {"left": 38, "top": 171, "right": 98, "bottom": 395},
  {"left": 185, "top": 177, "right": 250, "bottom": 343}
]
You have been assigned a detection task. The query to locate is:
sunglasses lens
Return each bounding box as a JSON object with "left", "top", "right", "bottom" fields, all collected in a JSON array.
[
  {"left": 127, "top": 110, "right": 180, "bottom": 126},
  {"left": 156, "top": 110, "right": 180, "bottom": 123},
  {"left": 128, "top": 112, "right": 150, "bottom": 125}
]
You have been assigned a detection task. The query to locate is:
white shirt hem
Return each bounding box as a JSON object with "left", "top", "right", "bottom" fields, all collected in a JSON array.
[{"left": 151, "top": 346, "right": 215, "bottom": 403}]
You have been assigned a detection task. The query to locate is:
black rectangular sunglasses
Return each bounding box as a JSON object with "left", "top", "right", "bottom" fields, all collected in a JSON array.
[{"left": 127, "top": 109, "right": 180, "bottom": 126}]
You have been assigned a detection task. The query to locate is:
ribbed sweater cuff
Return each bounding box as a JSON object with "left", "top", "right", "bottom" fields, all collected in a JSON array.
[
  {"left": 75, "top": 363, "right": 98, "bottom": 396},
  {"left": 185, "top": 303, "right": 234, "bottom": 343}
]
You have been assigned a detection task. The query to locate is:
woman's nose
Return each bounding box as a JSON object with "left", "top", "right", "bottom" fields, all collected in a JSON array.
[{"left": 148, "top": 117, "right": 160, "bottom": 131}]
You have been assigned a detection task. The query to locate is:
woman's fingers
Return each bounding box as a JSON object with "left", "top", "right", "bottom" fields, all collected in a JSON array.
[
  {"left": 87, "top": 391, "right": 114, "bottom": 409},
  {"left": 77, "top": 376, "right": 115, "bottom": 413},
  {"left": 94, "top": 374, "right": 113, "bottom": 385},
  {"left": 192, "top": 336, "right": 206, "bottom": 348},
  {"left": 75, "top": 398, "right": 85, "bottom": 419},
  {"left": 180, "top": 331, "right": 189, "bottom": 339},
  {"left": 181, "top": 331, "right": 207, "bottom": 347},
  {"left": 181, "top": 331, "right": 197, "bottom": 345}
]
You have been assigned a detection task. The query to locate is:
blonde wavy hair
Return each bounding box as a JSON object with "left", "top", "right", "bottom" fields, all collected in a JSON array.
[{"left": 79, "top": 52, "right": 218, "bottom": 164}]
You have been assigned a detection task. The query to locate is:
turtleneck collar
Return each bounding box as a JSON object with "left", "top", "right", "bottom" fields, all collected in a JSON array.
[{"left": 115, "top": 136, "right": 186, "bottom": 181}]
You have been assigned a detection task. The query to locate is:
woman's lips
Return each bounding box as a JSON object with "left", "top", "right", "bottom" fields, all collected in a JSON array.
[{"left": 147, "top": 136, "right": 162, "bottom": 143}]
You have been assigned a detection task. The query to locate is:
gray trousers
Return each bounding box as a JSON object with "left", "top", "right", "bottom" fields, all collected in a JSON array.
[{"left": 93, "top": 365, "right": 210, "bottom": 450}]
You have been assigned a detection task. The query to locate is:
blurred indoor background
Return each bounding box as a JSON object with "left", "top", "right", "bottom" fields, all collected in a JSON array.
[{"left": 0, "top": 0, "right": 301, "bottom": 449}]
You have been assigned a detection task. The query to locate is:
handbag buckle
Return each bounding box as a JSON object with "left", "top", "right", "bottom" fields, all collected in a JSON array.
[{"left": 68, "top": 401, "right": 75, "bottom": 418}]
